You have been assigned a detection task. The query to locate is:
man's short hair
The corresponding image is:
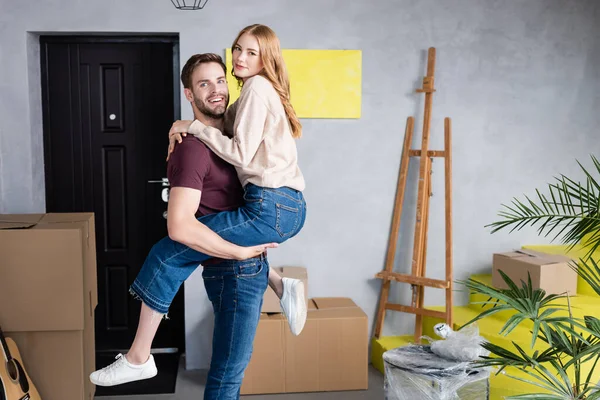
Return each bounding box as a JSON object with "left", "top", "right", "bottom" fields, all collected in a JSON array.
[{"left": 181, "top": 53, "right": 227, "bottom": 89}]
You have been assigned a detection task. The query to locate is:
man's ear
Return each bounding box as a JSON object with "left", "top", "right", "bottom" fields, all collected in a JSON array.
[{"left": 183, "top": 88, "right": 194, "bottom": 102}]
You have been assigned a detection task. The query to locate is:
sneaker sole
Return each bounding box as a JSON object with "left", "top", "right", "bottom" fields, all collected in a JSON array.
[
  {"left": 90, "top": 369, "right": 158, "bottom": 387},
  {"left": 291, "top": 281, "right": 307, "bottom": 335}
]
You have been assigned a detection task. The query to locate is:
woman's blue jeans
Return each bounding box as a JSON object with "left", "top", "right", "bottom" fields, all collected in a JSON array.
[{"left": 129, "top": 183, "right": 306, "bottom": 314}]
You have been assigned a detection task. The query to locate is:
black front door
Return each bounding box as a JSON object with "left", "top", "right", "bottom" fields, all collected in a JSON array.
[{"left": 40, "top": 36, "right": 184, "bottom": 393}]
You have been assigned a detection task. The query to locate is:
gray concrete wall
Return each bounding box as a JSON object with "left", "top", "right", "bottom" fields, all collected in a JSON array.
[{"left": 1, "top": 0, "right": 599, "bottom": 369}]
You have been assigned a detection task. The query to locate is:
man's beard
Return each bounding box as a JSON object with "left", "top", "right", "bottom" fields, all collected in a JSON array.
[{"left": 194, "top": 95, "right": 228, "bottom": 120}]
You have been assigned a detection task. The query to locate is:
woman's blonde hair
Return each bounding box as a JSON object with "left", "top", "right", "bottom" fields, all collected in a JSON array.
[{"left": 231, "top": 24, "right": 302, "bottom": 139}]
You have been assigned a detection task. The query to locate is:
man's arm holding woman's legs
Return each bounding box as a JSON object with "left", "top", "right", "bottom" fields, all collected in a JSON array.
[{"left": 167, "top": 186, "right": 277, "bottom": 260}]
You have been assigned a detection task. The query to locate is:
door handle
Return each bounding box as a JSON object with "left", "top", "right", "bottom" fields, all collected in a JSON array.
[{"left": 148, "top": 178, "right": 169, "bottom": 187}]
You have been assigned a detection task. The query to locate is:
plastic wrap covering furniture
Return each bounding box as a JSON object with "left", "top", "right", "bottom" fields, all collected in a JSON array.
[
  {"left": 426, "top": 323, "right": 490, "bottom": 362},
  {"left": 383, "top": 345, "right": 491, "bottom": 400}
]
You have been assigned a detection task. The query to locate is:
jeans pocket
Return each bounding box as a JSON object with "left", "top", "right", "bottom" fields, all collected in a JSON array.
[
  {"left": 238, "top": 261, "right": 263, "bottom": 278},
  {"left": 275, "top": 203, "right": 300, "bottom": 238}
]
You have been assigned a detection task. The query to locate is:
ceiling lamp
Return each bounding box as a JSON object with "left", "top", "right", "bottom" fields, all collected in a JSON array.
[{"left": 171, "top": 0, "right": 209, "bottom": 10}]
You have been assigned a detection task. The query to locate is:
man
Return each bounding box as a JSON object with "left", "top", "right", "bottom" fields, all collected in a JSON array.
[{"left": 90, "top": 54, "right": 280, "bottom": 398}]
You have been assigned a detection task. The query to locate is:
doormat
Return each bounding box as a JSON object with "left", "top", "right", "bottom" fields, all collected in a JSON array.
[{"left": 94, "top": 352, "right": 180, "bottom": 396}]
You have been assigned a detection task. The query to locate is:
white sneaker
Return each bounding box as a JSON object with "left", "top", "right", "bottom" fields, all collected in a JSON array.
[
  {"left": 90, "top": 353, "right": 157, "bottom": 386},
  {"left": 280, "top": 277, "right": 307, "bottom": 336}
]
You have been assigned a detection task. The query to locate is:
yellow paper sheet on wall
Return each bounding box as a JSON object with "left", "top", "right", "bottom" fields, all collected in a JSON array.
[{"left": 225, "top": 49, "right": 361, "bottom": 119}]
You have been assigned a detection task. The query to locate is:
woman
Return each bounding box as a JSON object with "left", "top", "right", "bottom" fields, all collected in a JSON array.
[{"left": 168, "top": 23, "right": 308, "bottom": 338}]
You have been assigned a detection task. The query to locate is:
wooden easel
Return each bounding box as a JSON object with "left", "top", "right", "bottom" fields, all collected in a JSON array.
[{"left": 374, "top": 47, "right": 453, "bottom": 342}]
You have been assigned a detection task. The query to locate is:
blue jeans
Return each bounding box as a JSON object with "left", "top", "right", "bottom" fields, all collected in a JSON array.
[
  {"left": 202, "top": 256, "right": 269, "bottom": 399},
  {"left": 130, "top": 183, "right": 306, "bottom": 314}
]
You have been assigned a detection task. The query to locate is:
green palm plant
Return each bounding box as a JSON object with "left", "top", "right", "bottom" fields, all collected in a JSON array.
[{"left": 458, "top": 155, "right": 600, "bottom": 399}]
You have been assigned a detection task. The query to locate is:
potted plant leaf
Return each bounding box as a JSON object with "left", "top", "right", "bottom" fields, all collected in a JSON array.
[{"left": 459, "top": 155, "right": 600, "bottom": 399}]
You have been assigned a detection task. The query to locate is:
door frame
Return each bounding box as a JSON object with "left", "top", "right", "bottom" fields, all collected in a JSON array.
[{"left": 39, "top": 34, "right": 183, "bottom": 355}]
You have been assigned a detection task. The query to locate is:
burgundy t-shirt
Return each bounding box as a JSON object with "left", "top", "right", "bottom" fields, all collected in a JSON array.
[{"left": 167, "top": 135, "right": 244, "bottom": 216}]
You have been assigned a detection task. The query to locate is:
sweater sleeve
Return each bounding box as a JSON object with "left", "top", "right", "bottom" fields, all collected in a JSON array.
[{"left": 188, "top": 87, "right": 269, "bottom": 168}]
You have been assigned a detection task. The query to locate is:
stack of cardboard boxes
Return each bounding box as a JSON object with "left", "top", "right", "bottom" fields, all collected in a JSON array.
[
  {"left": 241, "top": 267, "right": 369, "bottom": 395},
  {"left": 0, "top": 213, "right": 98, "bottom": 400}
]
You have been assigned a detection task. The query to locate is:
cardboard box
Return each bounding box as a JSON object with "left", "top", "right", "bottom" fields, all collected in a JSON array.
[
  {"left": 261, "top": 266, "right": 308, "bottom": 313},
  {"left": 0, "top": 213, "right": 98, "bottom": 400},
  {"left": 492, "top": 249, "right": 577, "bottom": 294},
  {"left": 241, "top": 297, "right": 369, "bottom": 395}
]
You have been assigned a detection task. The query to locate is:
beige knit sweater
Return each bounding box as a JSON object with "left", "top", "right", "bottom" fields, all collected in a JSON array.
[{"left": 188, "top": 75, "right": 305, "bottom": 191}]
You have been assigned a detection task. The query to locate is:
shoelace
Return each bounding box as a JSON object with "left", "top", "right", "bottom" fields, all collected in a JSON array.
[{"left": 101, "top": 354, "right": 126, "bottom": 374}]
